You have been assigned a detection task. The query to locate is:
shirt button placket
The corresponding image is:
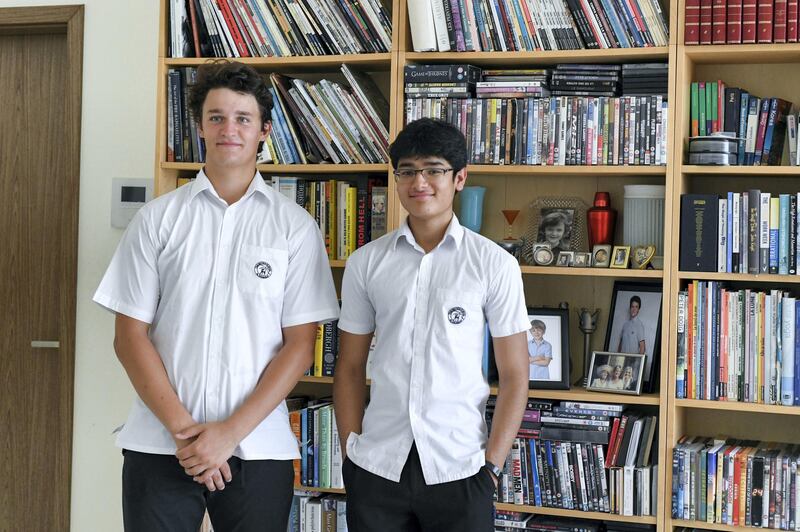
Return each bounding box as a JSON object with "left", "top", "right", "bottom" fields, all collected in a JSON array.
[{"left": 409, "top": 254, "right": 431, "bottom": 471}]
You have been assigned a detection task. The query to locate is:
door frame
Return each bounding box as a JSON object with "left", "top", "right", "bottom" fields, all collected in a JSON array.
[{"left": 0, "top": 4, "right": 83, "bottom": 524}]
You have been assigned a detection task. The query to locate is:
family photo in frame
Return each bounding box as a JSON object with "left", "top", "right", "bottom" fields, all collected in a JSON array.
[
  {"left": 587, "top": 351, "right": 645, "bottom": 395},
  {"left": 603, "top": 281, "right": 663, "bottom": 393},
  {"left": 526, "top": 307, "right": 570, "bottom": 390}
]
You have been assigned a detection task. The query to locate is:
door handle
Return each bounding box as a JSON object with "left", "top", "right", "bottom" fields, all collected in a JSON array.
[{"left": 31, "top": 340, "right": 60, "bottom": 349}]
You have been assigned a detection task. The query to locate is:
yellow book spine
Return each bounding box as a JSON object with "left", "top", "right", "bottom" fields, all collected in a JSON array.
[
  {"left": 346, "top": 186, "right": 357, "bottom": 257},
  {"left": 313, "top": 324, "right": 324, "bottom": 376},
  {"left": 328, "top": 179, "right": 337, "bottom": 261}
]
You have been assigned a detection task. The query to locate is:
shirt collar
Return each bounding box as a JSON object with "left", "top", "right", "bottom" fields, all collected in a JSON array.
[
  {"left": 189, "top": 168, "right": 269, "bottom": 203},
  {"left": 393, "top": 214, "right": 465, "bottom": 252}
]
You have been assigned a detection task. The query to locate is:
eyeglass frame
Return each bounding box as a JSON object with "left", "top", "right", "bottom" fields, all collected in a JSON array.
[{"left": 392, "top": 167, "right": 455, "bottom": 183}]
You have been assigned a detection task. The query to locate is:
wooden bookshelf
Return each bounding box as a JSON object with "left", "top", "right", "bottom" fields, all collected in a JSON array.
[
  {"left": 495, "top": 503, "right": 659, "bottom": 524},
  {"left": 519, "top": 266, "right": 664, "bottom": 278},
  {"left": 467, "top": 165, "right": 668, "bottom": 176},
  {"left": 665, "top": 17, "right": 800, "bottom": 531},
  {"left": 404, "top": 47, "right": 671, "bottom": 66}
]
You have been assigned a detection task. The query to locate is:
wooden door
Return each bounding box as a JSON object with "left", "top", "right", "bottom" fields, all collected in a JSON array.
[{"left": 0, "top": 7, "right": 83, "bottom": 531}]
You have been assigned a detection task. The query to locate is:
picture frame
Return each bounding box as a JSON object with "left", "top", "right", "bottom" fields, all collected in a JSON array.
[
  {"left": 526, "top": 307, "right": 570, "bottom": 390},
  {"left": 603, "top": 281, "right": 663, "bottom": 393},
  {"left": 610, "top": 245, "right": 631, "bottom": 268},
  {"left": 556, "top": 250, "right": 574, "bottom": 267},
  {"left": 586, "top": 351, "right": 645, "bottom": 395},
  {"left": 522, "top": 197, "right": 589, "bottom": 265},
  {"left": 572, "top": 252, "right": 591, "bottom": 267},
  {"left": 532, "top": 243, "right": 555, "bottom": 266},
  {"left": 592, "top": 244, "right": 611, "bottom": 267}
]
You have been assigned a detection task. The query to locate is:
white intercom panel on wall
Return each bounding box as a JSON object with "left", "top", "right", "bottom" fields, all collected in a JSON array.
[{"left": 111, "top": 178, "right": 153, "bottom": 228}]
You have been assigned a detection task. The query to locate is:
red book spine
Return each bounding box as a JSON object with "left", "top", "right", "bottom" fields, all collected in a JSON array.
[
  {"left": 713, "top": 0, "right": 729, "bottom": 41},
  {"left": 754, "top": 100, "right": 770, "bottom": 166},
  {"left": 742, "top": 0, "right": 759, "bottom": 41},
  {"left": 717, "top": 80, "right": 725, "bottom": 133},
  {"left": 788, "top": 0, "right": 798, "bottom": 40},
  {"left": 728, "top": 0, "right": 744, "bottom": 42},
  {"left": 701, "top": 0, "right": 714, "bottom": 42},
  {"left": 774, "top": 0, "right": 788, "bottom": 40},
  {"left": 686, "top": 0, "right": 702, "bottom": 43},
  {"left": 758, "top": 0, "right": 775, "bottom": 42},
  {"left": 217, "top": 0, "right": 250, "bottom": 56}
]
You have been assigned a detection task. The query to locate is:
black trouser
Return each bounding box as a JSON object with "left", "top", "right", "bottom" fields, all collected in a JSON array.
[
  {"left": 122, "top": 449, "right": 294, "bottom": 532},
  {"left": 342, "top": 444, "right": 495, "bottom": 532}
]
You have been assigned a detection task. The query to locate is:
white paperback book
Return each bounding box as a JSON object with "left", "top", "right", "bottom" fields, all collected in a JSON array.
[{"left": 406, "top": 0, "right": 437, "bottom": 51}]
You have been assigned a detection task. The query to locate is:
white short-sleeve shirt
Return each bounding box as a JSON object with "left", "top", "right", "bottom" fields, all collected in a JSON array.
[
  {"left": 339, "top": 215, "right": 529, "bottom": 485},
  {"left": 93, "top": 170, "right": 339, "bottom": 459}
]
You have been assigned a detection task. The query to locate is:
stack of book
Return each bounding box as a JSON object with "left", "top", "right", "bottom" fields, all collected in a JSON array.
[
  {"left": 675, "top": 282, "right": 800, "bottom": 405},
  {"left": 288, "top": 492, "right": 348, "bottom": 532},
  {"left": 406, "top": 0, "right": 669, "bottom": 52},
  {"left": 487, "top": 399, "right": 658, "bottom": 517},
  {"left": 622, "top": 63, "right": 668, "bottom": 97},
  {"left": 679, "top": 191, "right": 800, "bottom": 275},
  {"left": 671, "top": 437, "right": 800, "bottom": 529},
  {"left": 404, "top": 64, "right": 481, "bottom": 99},
  {"left": 289, "top": 398, "right": 345, "bottom": 490},
  {"left": 685, "top": 0, "right": 800, "bottom": 45},
  {"left": 495, "top": 513, "right": 603, "bottom": 531},
  {"left": 549, "top": 64, "right": 621, "bottom": 97},
  {"left": 477, "top": 69, "right": 551, "bottom": 99},
  {"left": 270, "top": 175, "right": 388, "bottom": 260},
  {"left": 688, "top": 81, "right": 793, "bottom": 166},
  {"left": 168, "top": 0, "right": 392, "bottom": 57}
]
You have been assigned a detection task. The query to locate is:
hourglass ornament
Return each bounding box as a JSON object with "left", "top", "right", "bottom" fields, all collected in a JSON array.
[{"left": 497, "top": 209, "right": 523, "bottom": 259}]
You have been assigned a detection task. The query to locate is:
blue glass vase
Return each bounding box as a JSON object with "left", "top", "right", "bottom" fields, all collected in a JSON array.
[{"left": 460, "top": 186, "right": 486, "bottom": 233}]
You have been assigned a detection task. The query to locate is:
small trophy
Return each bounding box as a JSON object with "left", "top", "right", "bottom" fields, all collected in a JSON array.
[
  {"left": 497, "top": 209, "right": 523, "bottom": 259},
  {"left": 576, "top": 308, "right": 600, "bottom": 386}
]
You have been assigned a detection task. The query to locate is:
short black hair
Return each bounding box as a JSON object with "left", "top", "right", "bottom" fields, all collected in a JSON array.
[
  {"left": 389, "top": 118, "right": 468, "bottom": 173},
  {"left": 188, "top": 60, "right": 273, "bottom": 127},
  {"left": 630, "top": 295, "right": 642, "bottom": 308}
]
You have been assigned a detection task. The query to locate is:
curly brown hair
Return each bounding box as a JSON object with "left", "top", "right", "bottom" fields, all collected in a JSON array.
[{"left": 188, "top": 60, "right": 273, "bottom": 127}]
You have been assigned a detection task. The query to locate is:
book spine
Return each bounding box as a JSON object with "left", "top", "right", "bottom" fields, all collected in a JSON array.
[
  {"left": 701, "top": 0, "right": 714, "bottom": 42},
  {"left": 713, "top": 0, "right": 728, "bottom": 41},
  {"left": 789, "top": 0, "right": 799, "bottom": 39},
  {"left": 757, "top": 0, "right": 775, "bottom": 41},
  {"left": 743, "top": 0, "right": 759, "bottom": 40},
  {"left": 728, "top": 0, "right": 745, "bottom": 40}
]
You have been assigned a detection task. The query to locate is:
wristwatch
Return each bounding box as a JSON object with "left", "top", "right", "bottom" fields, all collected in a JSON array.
[{"left": 485, "top": 461, "right": 503, "bottom": 483}]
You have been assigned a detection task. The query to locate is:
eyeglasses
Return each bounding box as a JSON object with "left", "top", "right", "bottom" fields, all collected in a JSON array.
[{"left": 393, "top": 167, "right": 454, "bottom": 183}]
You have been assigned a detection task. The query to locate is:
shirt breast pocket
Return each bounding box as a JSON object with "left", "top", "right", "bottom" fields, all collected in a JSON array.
[
  {"left": 435, "top": 288, "right": 485, "bottom": 351},
  {"left": 237, "top": 244, "right": 288, "bottom": 299}
]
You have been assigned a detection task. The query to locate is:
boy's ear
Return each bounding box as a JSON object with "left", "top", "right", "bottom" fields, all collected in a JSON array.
[
  {"left": 261, "top": 121, "right": 271, "bottom": 141},
  {"left": 454, "top": 168, "right": 467, "bottom": 191}
]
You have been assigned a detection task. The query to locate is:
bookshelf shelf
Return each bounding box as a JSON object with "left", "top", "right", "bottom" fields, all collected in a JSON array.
[
  {"left": 675, "top": 398, "right": 800, "bottom": 415},
  {"left": 519, "top": 266, "right": 663, "bottom": 278},
  {"left": 404, "top": 48, "right": 671, "bottom": 66},
  {"left": 683, "top": 44, "right": 800, "bottom": 64},
  {"left": 494, "top": 503, "right": 658, "bottom": 524},
  {"left": 670, "top": 518, "right": 758, "bottom": 532},
  {"left": 161, "top": 162, "right": 391, "bottom": 174},
  {"left": 467, "top": 165, "right": 667, "bottom": 176},
  {"left": 165, "top": 53, "right": 393, "bottom": 71},
  {"left": 680, "top": 165, "right": 800, "bottom": 176},
  {"left": 676, "top": 271, "right": 800, "bottom": 283},
  {"left": 294, "top": 486, "right": 346, "bottom": 495},
  {"left": 298, "top": 376, "right": 335, "bottom": 384},
  {"left": 488, "top": 386, "right": 660, "bottom": 405}
]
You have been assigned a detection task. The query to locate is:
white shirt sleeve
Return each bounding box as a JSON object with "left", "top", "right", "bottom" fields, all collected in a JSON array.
[
  {"left": 92, "top": 210, "right": 161, "bottom": 324},
  {"left": 338, "top": 251, "right": 375, "bottom": 335},
  {"left": 485, "top": 252, "right": 530, "bottom": 338},
  {"left": 281, "top": 219, "right": 340, "bottom": 327}
]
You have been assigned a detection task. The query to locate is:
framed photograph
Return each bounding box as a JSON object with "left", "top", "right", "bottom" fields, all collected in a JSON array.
[
  {"left": 573, "top": 252, "right": 591, "bottom": 267},
  {"left": 556, "top": 251, "right": 574, "bottom": 267},
  {"left": 526, "top": 307, "right": 570, "bottom": 390},
  {"left": 610, "top": 245, "right": 631, "bottom": 268},
  {"left": 532, "top": 243, "right": 555, "bottom": 266},
  {"left": 603, "top": 281, "right": 663, "bottom": 393},
  {"left": 592, "top": 244, "right": 611, "bottom": 267},
  {"left": 586, "top": 351, "right": 645, "bottom": 395},
  {"left": 522, "top": 197, "right": 588, "bottom": 265}
]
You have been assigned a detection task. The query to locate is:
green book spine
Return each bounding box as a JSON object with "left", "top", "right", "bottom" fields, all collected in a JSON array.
[
  {"left": 691, "top": 82, "right": 699, "bottom": 137},
  {"left": 706, "top": 81, "right": 714, "bottom": 134},
  {"left": 699, "top": 82, "right": 707, "bottom": 137},
  {"left": 320, "top": 405, "right": 331, "bottom": 488},
  {"left": 710, "top": 81, "right": 718, "bottom": 133}
]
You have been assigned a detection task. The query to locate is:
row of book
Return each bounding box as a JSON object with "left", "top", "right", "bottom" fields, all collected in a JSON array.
[
  {"left": 495, "top": 513, "right": 600, "bottom": 531},
  {"left": 309, "top": 321, "right": 339, "bottom": 377},
  {"left": 169, "top": 0, "right": 391, "bottom": 58},
  {"left": 288, "top": 492, "right": 348, "bottom": 532},
  {"left": 404, "top": 63, "right": 668, "bottom": 99},
  {"left": 289, "top": 398, "right": 345, "bottom": 490},
  {"left": 679, "top": 192, "right": 800, "bottom": 275},
  {"left": 685, "top": 0, "right": 800, "bottom": 45},
  {"left": 405, "top": 95, "right": 668, "bottom": 166},
  {"left": 272, "top": 175, "right": 388, "bottom": 260},
  {"left": 487, "top": 399, "right": 658, "bottom": 516},
  {"left": 407, "top": 0, "right": 668, "bottom": 52},
  {"left": 675, "top": 283, "right": 800, "bottom": 405},
  {"left": 671, "top": 437, "right": 800, "bottom": 530},
  {"left": 689, "top": 81, "right": 793, "bottom": 166},
  {"left": 166, "top": 66, "right": 390, "bottom": 165}
]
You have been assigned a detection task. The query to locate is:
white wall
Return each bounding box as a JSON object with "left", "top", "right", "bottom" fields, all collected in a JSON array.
[{"left": 0, "top": 2, "right": 158, "bottom": 530}]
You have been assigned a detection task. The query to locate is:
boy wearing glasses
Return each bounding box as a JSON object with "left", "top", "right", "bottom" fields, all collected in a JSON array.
[{"left": 333, "top": 118, "right": 530, "bottom": 531}]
